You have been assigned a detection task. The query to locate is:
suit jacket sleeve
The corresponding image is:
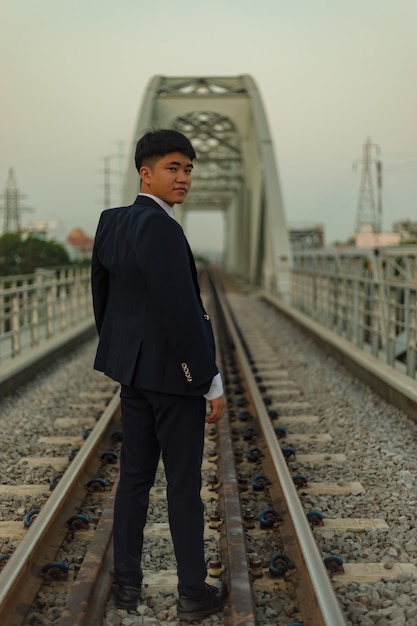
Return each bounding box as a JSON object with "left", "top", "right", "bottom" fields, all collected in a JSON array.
[{"left": 91, "top": 213, "right": 109, "bottom": 334}]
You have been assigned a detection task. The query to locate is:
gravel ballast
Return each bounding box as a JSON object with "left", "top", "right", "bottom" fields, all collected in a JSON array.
[{"left": 1, "top": 292, "right": 417, "bottom": 625}]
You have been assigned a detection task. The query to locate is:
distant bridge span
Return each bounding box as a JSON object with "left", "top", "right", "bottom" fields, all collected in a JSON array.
[{"left": 123, "top": 75, "right": 292, "bottom": 299}]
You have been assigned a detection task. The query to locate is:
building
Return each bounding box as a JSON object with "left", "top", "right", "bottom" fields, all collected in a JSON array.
[{"left": 66, "top": 228, "right": 94, "bottom": 260}]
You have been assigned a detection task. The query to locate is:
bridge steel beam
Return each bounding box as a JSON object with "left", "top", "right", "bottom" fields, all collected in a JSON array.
[{"left": 122, "top": 75, "right": 292, "bottom": 299}]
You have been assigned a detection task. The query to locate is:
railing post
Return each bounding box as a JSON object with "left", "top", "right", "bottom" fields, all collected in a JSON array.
[
  {"left": 59, "top": 283, "right": 68, "bottom": 331},
  {"left": 0, "top": 290, "right": 5, "bottom": 335},
  {"left": 11, "top": 295, "right": 21, "bottom": 357},
  {"left": 337, "top": 278, "right": 345, "bottom": 335},
  {"left": 80, "top": 269, "right": 90, "bottom": 321},
  {"left": 406, "top": 290, "right": 416, "bottom": 378},
  {"left": 370, "top": 283, "right": 380, "bottom": 357},
  {"left": 357, "top": 279, "right": 367, "bottom": 349},
  {"left": 30, "top": 290, "right": 39, "bottom": 347},
  {"left": 46, "top": 287, "right": 55, "bottom": 339},
  {"left": 372, "top": 249, "right": 388, "bottom": 350},
  {"left": 321, "top": 274, "right": 327, "bottom": 325},
  {"left": 80, "top": 269, "right": 88, "bottom": 320},
  {"left": 386, "top": 286, "right": 396, "bottom": 367},
  {"left": 352, "top": 279, "right": 359, "bottom": 345},
  {"left": 68, "top": 273, "right": 76, "bottom": 324}
]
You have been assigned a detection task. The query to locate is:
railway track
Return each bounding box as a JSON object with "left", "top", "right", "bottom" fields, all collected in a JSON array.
[
  {"left": 0, "top": 377, "right": 118, "bottom": 625},
  {"left": 1, "top": 271, "right": 417, "bottom": 624}
]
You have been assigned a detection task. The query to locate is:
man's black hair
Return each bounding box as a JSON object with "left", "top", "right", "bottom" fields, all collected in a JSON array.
[{"left": 135, "top": 129, "right": 196, "bottom": 171}]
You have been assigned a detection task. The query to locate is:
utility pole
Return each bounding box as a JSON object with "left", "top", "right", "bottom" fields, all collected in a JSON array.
[
  {"left": 353, "top": 137, "right": 383, "bottom": 233},
  {"left": 102, "top": 156, "right": 112, "bottom": 209},
  {"left": 0, "top": 168, "right": 32, "bottom": 233},
  {"left": 113, "top": 140, "right": 126, "bottom": 201},
  {"left": 101, "top": 141, "right": 125, "bottom": 209}
]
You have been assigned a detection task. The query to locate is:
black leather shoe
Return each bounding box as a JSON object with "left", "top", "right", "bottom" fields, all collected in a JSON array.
[
  {"left": 177, "top": 581, "right": 228, "bottom": 621},
  {"left": 112, "top": 584, "right": 141, "bottom": 611}
]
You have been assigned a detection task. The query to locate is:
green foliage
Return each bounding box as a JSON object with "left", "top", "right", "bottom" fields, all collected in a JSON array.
[
  {"left": 71, "top": 257, "right": 92, "bottom": 268},
  {"left": 0, "top": 233, "right": 70, "bottom": 276},
  {"left": 194, "top": 253, "right": 210, "bottom": 264}
]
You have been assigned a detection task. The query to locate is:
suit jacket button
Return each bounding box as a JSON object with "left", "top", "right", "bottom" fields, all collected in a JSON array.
[{"left": 204, "top": 314, "right": 210, "bottom": 320}]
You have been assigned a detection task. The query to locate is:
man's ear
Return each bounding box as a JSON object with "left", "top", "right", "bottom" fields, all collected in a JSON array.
[{"left": 139, "top": 166, "right": 151, "bottom": 184}]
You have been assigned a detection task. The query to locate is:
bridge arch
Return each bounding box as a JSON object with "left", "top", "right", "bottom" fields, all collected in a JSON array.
[{"left": 122, "top": 75, "right": 292, "bottom": 299}]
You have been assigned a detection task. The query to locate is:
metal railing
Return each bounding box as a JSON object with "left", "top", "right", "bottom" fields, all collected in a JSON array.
[
  {"left": 291, "top": 246, "right": 417, "bottom": 379},
  {"left": 3, "top": 249, "right": 417, "bottom": 383},
  {"left": 0, "top": 266, "right": 93, "bottom": 365}
]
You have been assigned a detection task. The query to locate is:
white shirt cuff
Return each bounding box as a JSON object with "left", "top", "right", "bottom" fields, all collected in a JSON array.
[{"left": 204, "top": 372, "right": 224, "bottom": 400}]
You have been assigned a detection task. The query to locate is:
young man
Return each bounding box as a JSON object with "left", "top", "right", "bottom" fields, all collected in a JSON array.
[{"left": 91, "top": 129, "right": 228, "bottom": 620}]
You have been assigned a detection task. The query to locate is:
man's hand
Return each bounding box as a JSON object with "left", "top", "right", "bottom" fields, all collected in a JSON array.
[{"left": 206, "top": 394, "right": 226, "bottom": 424}]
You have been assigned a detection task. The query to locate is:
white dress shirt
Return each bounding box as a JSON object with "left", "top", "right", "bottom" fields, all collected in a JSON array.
[{"left": 138, "top": 194, "right": 224, "bottom": 401}]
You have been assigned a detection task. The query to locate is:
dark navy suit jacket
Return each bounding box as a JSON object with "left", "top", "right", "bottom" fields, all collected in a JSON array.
[{"left": 91, "top": 195, "right": 218, "bottom": 396}]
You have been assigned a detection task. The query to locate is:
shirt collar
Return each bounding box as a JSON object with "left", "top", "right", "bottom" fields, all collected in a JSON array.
[{"left": 138, "top": 193, "right": 174, "bottom": 218}]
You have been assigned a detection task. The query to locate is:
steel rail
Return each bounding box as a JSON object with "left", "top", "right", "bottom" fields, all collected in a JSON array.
[
  {"left": 204, "top": 272, "right": 257, "bottom": 626},
  {"left": 57, "top": 481, "right": 117, "bottom": 626},
  {"left": 213, "top": 272, "right": 347, "bottom": 626},
  {"left": 0, "top": 391, "right": 120, "bottom": 625}
]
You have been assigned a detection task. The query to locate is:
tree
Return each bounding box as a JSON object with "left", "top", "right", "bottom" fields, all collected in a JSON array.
[{"left": 0, "top": 233, "right": 70, "bottom": 276}]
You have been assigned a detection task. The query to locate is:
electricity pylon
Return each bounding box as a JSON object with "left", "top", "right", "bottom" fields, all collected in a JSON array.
[
  {"left": 0, "top": 168, "right": 32, "bottom": 233},
  {"left": 353, "top": 137, "right": 383, "bottom": 233}
]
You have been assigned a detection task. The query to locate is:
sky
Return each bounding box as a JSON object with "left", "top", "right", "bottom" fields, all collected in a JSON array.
[{"left": 1, "top": 0, "right": 416, "bottom": 252}]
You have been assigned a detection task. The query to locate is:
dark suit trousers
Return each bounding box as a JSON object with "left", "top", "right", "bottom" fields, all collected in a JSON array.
[{"left": 113, "top": 385, "right": 207, "bottom": 597}]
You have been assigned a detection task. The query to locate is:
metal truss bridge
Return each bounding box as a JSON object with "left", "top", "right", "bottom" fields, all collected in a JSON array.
[
  {"left": 3, "top": 75, "right": 417, "bottom": 410},
  {"left": 122, "top": 75, "right": 292, "bottom": 300}
]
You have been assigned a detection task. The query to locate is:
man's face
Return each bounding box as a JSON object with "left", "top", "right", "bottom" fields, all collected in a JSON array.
[{"left": 140, "top": 152, "right": 193, "bottom": 206}]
